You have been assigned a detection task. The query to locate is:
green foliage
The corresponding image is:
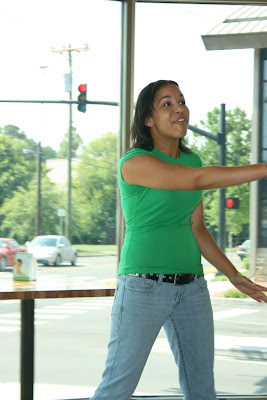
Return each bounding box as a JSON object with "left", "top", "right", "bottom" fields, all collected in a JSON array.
[
  {"left": 74, "top": 244, "right": 117, "bottom": 256},
  {"left": 0, "top": 131, "right": 35, "bottom": 207},
  {"left": 242, "top": 255, "right": 250, "bottom": 270},
  {"left": 190, "top": 107, "right": 251, "bottom": 240},
  {"left": 57, "top": 127, "right": 84, "bottom": 158},
  {"left": 223, "top": 288, "right": 249, "bottom": 298},
  {"left": 0, "top": 176, "right": 63, "bottom": 243},
  {"left": 72, "top": 132, "right": 118, "bottom": 244},
  {"left": 1, "top": 124, "right": 56, "bottom": 161},
  {"left": 210, "top": 274, "right": 228, "bottom": 281}
]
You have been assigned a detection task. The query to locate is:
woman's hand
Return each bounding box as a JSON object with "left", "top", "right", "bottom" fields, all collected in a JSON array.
[{"left": 229, "top": 273, "right": 267, "bottom": 303}]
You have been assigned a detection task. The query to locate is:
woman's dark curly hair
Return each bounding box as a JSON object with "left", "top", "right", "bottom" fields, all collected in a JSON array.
[{"left": 131, "top": 80, "right": 191, "bottom": 154}]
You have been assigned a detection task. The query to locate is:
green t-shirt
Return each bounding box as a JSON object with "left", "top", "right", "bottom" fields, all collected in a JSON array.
[{"left": 118, "top": 147, "right": 203, "bottom": 276}]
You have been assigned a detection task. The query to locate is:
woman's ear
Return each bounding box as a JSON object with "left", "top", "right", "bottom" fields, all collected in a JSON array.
[{"left": 144, "top": 116, "right": 153, "bottom": 127}]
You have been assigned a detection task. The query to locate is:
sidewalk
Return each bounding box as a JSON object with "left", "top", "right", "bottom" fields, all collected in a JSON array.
[{"left": 207, "top": 275, "right": 267, "bottom": 360}]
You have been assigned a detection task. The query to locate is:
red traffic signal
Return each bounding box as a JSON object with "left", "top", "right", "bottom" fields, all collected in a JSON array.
[
  {"left": 225, "top": 197, "right": 239, "bottom": 209},
  {"left": 78, "top": 84, "right": 87, "bottom": 113},
  {"left": 78, "top": 84, "right": 87, "bottom": 93}
]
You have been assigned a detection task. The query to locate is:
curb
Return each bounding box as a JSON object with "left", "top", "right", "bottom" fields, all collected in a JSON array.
[{"left": 77, "top": 253, "right": 116, "bottom": 257}]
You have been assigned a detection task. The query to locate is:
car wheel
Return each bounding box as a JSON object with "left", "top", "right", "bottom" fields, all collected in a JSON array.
[
  {"left": 71, "top": 254, "right": 77, "bottom": 266},
  {"left": 53, "top": 255, "right": 61, "bottom": 266},
  {"left": 0, "top": 256, "right": 7, "bottom": 271}
]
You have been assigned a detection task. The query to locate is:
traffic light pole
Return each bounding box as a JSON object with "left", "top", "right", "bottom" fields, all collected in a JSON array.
[
  {"left": 0, "top": 99, "right": 118, "bottom": 106},
  {"left": 188, "top": 103, "right": 226, "bottom": 253},
  {"left": 218, "top": 104, "right": 226, "bottom": 254}
]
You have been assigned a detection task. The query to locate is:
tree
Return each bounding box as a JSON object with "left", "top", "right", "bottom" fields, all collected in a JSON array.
[
  {"left": 0, "top": 176, "right": 63, "bottom": 243},
  {"left": 57, "top": 127, "right": 84, "bottom": 158},
  {"left": 72, "top": 132, "right": 118, "bottom": 244},
  {"left": 0, "top": 132, "right": 36, "bottom": 207},
  {"left": 1, "top": 124, "right": 56, "bottom": 161},
  {"left": 190, "top": 107, "right": 251, "bottom": 245}
]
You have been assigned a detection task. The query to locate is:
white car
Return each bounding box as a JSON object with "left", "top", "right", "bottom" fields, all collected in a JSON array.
[{"left": 27, "top": 235, "right": 77, "bottom": 266}]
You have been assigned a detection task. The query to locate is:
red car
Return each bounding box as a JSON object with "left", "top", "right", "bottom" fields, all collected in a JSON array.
[{"left": 0, "top": 238, "right": 27, "bottom": 271}]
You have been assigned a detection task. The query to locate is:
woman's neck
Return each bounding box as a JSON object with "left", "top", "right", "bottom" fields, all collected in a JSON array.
[{"left": 153, "top": 141, "right": 180, "bottom": 158}]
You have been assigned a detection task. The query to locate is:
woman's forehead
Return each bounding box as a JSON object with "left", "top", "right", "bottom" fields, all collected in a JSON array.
[
  {"left": 154, "top": 84, "right": 183, "bottom": 103},
  {"left": 156, "top": 84, "right": 181, "bottom": 97}
]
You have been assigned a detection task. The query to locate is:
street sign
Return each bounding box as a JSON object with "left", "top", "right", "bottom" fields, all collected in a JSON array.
[{"left": 57, "top": 209, "right": 66, "bottom": 217}]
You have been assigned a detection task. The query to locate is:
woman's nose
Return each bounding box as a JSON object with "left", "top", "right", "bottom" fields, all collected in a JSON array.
[{"left": 174, "top": 103, "right": 183, "bottom": 112}]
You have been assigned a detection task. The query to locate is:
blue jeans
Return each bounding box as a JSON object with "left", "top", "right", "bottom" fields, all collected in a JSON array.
[{"left": 91, "top": 274, "right": 217, "bottom": 400}]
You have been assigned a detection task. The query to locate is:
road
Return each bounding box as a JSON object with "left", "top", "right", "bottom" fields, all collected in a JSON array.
[{"left": 0, "top": 256, "right": 266, "bottom": 399}]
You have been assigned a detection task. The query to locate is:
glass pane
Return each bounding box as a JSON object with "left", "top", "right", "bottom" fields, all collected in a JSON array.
[
  {"left": 259, "top": 179, "right": 267, "bottom": 246},
  {"left": 264, "top": 59, "right": 267, "bottom": 81},
  {"left": 262, "top": 150, "right": 267, "bottom": 163},
  {"left": 0, "top": 0, "right": 120, "bottom": 398},
  {"left": 134, "top": 2, "right": 266, "bottom": 398},
  {"left": 262, "top": 82, "right": 267, "bottom": 148}
]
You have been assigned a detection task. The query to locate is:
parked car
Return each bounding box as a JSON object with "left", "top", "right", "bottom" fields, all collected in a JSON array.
[
  {"left": 236, "top": 239, "right": 250, "bottom": 260},
  {"left": 0, "top": 238, "right": 27, "bottom": 271},
  {"left": 27, "top": 235, "right": 77, "bottom": 266}
]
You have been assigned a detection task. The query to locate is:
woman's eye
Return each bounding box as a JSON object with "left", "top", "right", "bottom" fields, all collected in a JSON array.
[
  {"left": 163, "top": 102, "right": 171, "bottom": 107},
  {"left": 180, "top": 100, "right": 186, "bottom": 105}
]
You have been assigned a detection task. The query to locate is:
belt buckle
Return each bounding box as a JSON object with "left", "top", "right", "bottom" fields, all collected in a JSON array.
[{"left": 174, "top": 274, "right": 178, "bottom": 286}]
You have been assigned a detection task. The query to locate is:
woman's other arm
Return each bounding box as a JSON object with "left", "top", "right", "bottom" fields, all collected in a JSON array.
[
  {"left": 121, "top": 155, "right": 267, "bottom": 191},
  {"left": 190, "top": 200, "right": 267, "bottom": 303}
]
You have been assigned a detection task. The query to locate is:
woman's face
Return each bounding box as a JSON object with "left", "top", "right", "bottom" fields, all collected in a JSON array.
[{"left": 145, "top": 84, "right": 190, "bottom": 143}]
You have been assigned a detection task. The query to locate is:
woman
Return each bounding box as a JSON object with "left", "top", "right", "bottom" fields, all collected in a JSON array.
[{"left": 91, "top": 80, "right": 267, "bottom": 400}]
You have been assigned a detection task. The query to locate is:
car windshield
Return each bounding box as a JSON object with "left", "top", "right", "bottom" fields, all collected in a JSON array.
[
  {"left": 31, "top": 238, "right": 57, "bottom": 247},
  {"left": 0, "top": 240, "right": 7, "bottom": 248}
]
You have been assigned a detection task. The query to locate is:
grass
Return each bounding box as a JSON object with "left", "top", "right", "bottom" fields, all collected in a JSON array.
[
  {"left": 74, "top": 244, "right": 117, "bottom": 256},
  {"left": 210, "top": 269, "right": 249, "bottom": 282},
  {"left": 223, "top": 289, "right": 250, "bottom": 298},
  {"left": 223, "top": 288, "right": 267, "bottom": 299}
]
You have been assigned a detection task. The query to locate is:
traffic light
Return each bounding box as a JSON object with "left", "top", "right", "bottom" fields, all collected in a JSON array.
[
  {"left": 77, "top": 84, "right": 87, "bottom": 113},
  {"left": 225, "top": 197, "right": 240, "bottom": 209}
]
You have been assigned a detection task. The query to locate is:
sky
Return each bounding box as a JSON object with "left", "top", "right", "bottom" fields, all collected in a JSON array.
[{"left": 0, "top": 0, "right": 257, "bottom": 151}]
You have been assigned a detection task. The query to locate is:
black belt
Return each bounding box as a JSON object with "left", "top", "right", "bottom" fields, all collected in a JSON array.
[{"left": 128, "top": 273, "right": 200, "bottom": 286}]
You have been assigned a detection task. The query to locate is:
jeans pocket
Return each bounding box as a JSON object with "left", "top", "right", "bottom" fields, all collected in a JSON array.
[
  {"left": 196, "top": 276, "right": 208, "bottom": 289},
  {"left": 125, "top": 276, "right": 157, "bottom": 293}
]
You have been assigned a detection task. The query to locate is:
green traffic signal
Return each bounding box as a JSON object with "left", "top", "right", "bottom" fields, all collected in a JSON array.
[{"left": 78, "top": 84, "right": 87, "bottom": 113}]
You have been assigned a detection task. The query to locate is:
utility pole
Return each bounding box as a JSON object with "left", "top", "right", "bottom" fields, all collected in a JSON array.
[
  {"left": 52, "top": 45, "right": 89, "bottom": 242},
  {"left": 36, "top": 142, "right": 41, "bottom": 236}
]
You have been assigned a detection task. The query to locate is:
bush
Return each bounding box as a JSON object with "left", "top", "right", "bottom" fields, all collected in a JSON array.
[{"left": 211, "top": 274, "right": 228, "bottom": 282}]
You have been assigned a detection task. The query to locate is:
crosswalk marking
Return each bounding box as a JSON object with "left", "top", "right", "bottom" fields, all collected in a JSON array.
[
  {"left": 215, "top": 335, "right": 267, "bottom": 349},
  {"left": 153, "top": 335, "right": 267, "bottom": 355},
  {"left": 0, "top": 300, "right": 20, "bottom": 305},
  {"left": 0, "top": 326, "right": 20, "bottom": 332},
  {"left": 35, "top": 308, "right": 85, "bottom": 314},
  {"left": 1, "top": 302, "right": 260, "bottom": 337},
  {"left": 0, "top": 298, "right": 114, "bottom": 332},
  {"left": 213, "top": 308, "right": 259, "bottom": 320},
  {"left": 0, "top": 319, "right": 20, "bottom": 325},
  {"left": 43, "top": 304, "right": 106, "bottom": 310}
]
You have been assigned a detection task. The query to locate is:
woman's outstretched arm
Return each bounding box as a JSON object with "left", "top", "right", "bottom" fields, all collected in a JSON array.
[
  {"left": 190, "top": 200, "right": 267, "bottom": 303},
  {"left": 122, "top": 155, "right": 267, "bottom": 191}
]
